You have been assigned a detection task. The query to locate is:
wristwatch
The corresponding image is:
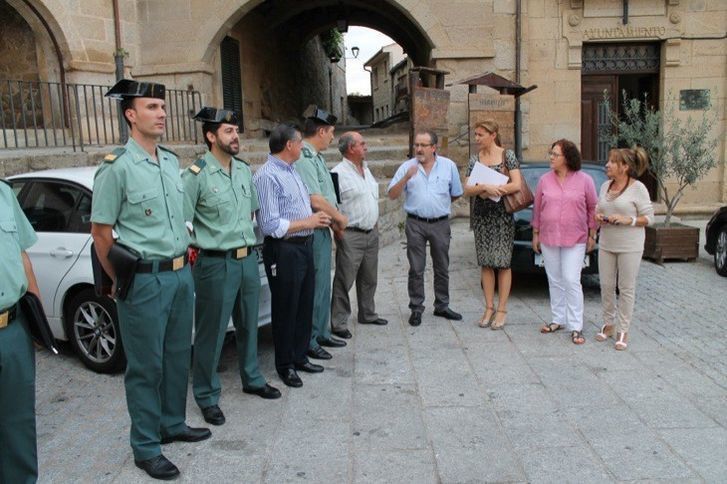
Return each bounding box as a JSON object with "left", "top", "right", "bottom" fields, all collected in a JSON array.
[{"left": 630, "top": 216, "right": 637, "bottom": 226}]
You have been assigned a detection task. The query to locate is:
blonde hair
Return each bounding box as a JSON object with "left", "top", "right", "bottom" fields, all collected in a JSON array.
[
  {"left": 474, "top": 120, "right": 502, "bottom": 147},
  {"left": 609, "top": 146, "right": 649, "bottom": 178}
]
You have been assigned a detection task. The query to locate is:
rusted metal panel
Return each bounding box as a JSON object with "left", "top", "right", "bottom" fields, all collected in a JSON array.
[
  {"left": 410, "top": 85, "right": 450, "bottom": 156},
  {"left": 468, "top": 93, "right": 515, "bottom": 153}
]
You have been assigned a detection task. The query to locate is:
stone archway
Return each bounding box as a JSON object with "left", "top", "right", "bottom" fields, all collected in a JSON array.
[
  {"left": 195, "top": 0, "right": 437, "bottom": 135},
  {"left": 3, "top": 0, "right": 71, "bottom": 84},
  {"left": 200, "top": 0, "right": 435, "bottom": 68}
]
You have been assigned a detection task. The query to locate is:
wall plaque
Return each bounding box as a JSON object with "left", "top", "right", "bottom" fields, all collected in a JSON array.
[{"left": 679, "top": 89, "right": 710, "bottom": 110}]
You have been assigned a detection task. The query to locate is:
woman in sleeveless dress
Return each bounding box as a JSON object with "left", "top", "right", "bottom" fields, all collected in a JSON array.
[{"left": 463, "top": 120, "right": 522, "bottom": 329}]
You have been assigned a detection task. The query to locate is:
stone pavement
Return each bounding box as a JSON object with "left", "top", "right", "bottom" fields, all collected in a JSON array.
[{"left": 35, "top": 218, "right": 726, "bottom": 483}]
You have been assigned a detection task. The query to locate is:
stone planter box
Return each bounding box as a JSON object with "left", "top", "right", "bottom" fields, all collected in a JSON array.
[{"left": 643, "top": 223, "right": 699, "bottom": 264}]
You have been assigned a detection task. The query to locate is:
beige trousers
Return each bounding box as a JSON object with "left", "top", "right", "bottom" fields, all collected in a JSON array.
[{"left": 598, "top": 249, "right": 643, "bottom": 333}]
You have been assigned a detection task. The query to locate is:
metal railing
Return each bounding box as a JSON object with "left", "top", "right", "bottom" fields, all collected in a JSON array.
[{"left": 0, "top": 79, "right": 202, "bottom": 150}]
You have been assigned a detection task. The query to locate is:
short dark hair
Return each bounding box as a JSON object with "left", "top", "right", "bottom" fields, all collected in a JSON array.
[
  {"left": 202, "top": 122, "right": 221, "bottom": 150},
  {"left": 303, "top": 118, "right": 331, "bottom": 138},
  {"left": 552, "top": 139, "right": 581, "bottom": 171},
  {"left": 415, "top": 129, "right": 438, "bottom": 146},
  {"left": 269, "top": 122, "right": 300, "bottom": 154},
  {"left": 119, "top": 97, "right": 134, "bottom": 128},
  {"left": 338, "top": 132, "right": 356, "bottom": 155}
]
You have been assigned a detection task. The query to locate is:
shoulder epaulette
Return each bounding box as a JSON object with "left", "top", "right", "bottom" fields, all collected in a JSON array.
[
  {"left": 233, "top": 156, "right": 249, "bottom": 166},
  {"left": 158, "top": 145, "right": 178, "bottom": 157},
  {"left": 0, "top": 179, "right": 10, "bottom": 187},
  {"left": 188, "top": 158, "right": 206, "bottom": 175},
  {"left": 302, "top": 147, "right": 313, "bottom": 158},
  {"left": 103, "top": 147, "right": 126, "bottom": 163}
]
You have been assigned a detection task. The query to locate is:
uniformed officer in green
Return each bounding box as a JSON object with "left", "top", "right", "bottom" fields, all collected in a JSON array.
[
  {"left": 91, "top": 79, "right": 210, "bottom": 481},
  {"left": 295, "top": 105, "right": 349, "bottom": 360},
  {"left": 0, "top": 180, "right": 41, "bottom": 484},
  {"left": 183, "top": 107, "right": 282, "bottom": 426}
]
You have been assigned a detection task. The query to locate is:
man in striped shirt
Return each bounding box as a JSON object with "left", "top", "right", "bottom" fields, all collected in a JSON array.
[{"left": 253, "top": 123, "right": 332, "bottom": 388}]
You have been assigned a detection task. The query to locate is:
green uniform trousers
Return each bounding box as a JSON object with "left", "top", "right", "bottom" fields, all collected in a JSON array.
[
  {"left": 192, "top": 252, "right": 264, "bottom": 408},
  {"left": 0, "top": 308, "right": 37, "bottom": 484},
  {"left": 116, "top": 265, "right": 194, "bottom": 461},
  {"left": 310, "top": 228, "right": 332, "bottom": 348}
]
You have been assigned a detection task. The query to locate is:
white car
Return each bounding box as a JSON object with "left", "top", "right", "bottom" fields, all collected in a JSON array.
[{"left": 7, "top": 167, "right": 271, "bottom": 373}]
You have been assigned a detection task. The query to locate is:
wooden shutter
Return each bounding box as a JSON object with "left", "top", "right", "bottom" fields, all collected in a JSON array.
[{"left": 220, "top": 36, "right": 243, "bottom": 129}]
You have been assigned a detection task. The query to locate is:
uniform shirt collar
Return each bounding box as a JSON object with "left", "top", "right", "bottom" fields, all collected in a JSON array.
[
  {"left": 303, "top": 140, "right": 319, "bottom": 156},
  {"left": 203, "top": 150, "right": 228, "bottom": 175},
  {"left": 125, "top": 137, "right": 159, "bottom": 164}
]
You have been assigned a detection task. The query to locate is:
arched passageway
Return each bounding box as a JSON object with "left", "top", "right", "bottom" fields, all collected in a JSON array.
[{"left": 203, "top": 0, "right": 434, "bottom": 135}]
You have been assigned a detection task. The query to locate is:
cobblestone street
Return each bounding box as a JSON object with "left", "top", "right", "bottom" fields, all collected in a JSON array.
[{"left": 36, "top": 218, "right": 726, "bottom": 483}]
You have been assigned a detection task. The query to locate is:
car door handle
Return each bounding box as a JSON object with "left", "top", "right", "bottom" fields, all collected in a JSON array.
[{"left": 50, "top": 248, "right": 74, "bottom": 258}]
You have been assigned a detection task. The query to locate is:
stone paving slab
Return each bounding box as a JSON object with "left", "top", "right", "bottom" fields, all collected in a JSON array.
[{"left": 34, "top": 219, "right": 726, "bottom": 482}]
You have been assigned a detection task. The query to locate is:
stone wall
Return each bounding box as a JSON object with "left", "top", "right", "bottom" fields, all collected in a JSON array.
[
  {"left": 297, "top": 38, "right": 348, "bottom": 125},
  {"left": 2, "top": 0, "right": 724, "bottom": 203},
  {"left": 0, "top": 1, "right": 40, "bottom": 82}
]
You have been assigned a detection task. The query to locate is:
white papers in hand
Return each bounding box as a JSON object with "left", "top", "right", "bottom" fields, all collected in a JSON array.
[{"left": 468, "top": 162, "right": 509, "bottom": 202}]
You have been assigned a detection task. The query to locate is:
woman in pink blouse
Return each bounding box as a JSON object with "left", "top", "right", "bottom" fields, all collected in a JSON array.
[{"left": 532, "top": 139, "right": 598, "bottom": 344}]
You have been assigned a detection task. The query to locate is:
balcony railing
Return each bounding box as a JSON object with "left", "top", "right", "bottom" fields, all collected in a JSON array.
[{"left": 0, "top": 79, "right": 202, "bottom": 150}]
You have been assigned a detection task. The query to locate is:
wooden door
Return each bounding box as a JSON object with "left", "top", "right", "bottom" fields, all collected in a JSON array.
[{"left": 581, "top": 75, "right": 617, "bottom": 163}]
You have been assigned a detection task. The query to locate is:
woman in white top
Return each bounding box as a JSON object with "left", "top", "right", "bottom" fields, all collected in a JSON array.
[{"left": 595, "top": 146, "right": 654, "bottom": 350}]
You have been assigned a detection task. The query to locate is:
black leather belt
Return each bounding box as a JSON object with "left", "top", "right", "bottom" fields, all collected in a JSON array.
[
  {"left": 136, "top": 253, "right": 189, "bottom": 273},
  {"left": 346, "top": 226, "right": 374, "bottom": 234},
  {"left": 407, "top": 214, "right": 448, "bottom": 223},
  {"left": 0, "top": 303, "right": 18, "bottom": 329},
  {"left": 265, "top": 235, "right": 312, "bottom": 245},
  {"left": 199, "top": 246, "right": 252, "bottom": 260}
]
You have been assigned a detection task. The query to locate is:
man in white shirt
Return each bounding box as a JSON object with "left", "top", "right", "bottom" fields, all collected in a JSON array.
[{"left": 330, "top": 132, "right": 387, "bottom": 339}]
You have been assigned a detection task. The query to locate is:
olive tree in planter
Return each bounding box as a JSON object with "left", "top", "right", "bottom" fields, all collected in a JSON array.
[{"left": 606, "top": 92, "right": 719, "bottom": 263}]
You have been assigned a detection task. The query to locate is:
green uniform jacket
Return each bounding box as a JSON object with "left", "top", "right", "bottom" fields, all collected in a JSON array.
[
  {"left": 294, "top": 141, "right": 338, "bottom": 208},
  {"left": 91, "top": 138, "right": 190, "bottom": 259},
  {"left": 181, "top": 151, "right": 259, "bottom": 250},
  {"left": 0, "top": 181, "right": 38, "bottom": 307}
]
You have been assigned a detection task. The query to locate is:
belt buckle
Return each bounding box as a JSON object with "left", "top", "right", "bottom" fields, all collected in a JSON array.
[
  {"left": 235, "top": 247, "right": 248, "bottom": 259},
  {"left": 0, "top": 311, "right": 7, "bottom": 329},
  {"left": 172, "top": 256, "right": 184, "bottom": 271}
]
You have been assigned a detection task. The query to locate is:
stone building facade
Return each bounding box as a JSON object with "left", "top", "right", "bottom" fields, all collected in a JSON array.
[
  {"left": 364, "top": 43, "right": 406, "bottom": 123},
  {"left": 0, "top": 0, "right": 725, "bottom": 203}
]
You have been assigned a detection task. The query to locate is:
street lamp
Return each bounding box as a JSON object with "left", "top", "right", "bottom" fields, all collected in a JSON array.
[{"left": 329, "top": 45, "right": 360, "bottom": 64}]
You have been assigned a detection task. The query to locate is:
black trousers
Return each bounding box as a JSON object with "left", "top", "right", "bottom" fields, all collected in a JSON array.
[{"left": 263, "top": 237, "right": 314, "bottom": 372}]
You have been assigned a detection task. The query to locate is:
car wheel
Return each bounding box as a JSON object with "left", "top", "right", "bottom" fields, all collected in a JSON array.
[
  {"left": 715, "top": 226, "right": 727, "bottom": 277},
  {"left": 65, "top": 288, "right": 126, "bottom": 373}
]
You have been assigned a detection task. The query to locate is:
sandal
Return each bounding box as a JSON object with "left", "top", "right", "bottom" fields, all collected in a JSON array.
[
  {"left": 490, "top": 310, "right": 507, "bottom": 330},
  {"left": 595, "top": 324, "right": 613, "bottom": 342},
  {"left": 540, "top": 323, "right": 562, "bottom": 334},
  {"left": 478, "top": 306, "right": 495, "bottom": 328},
  {"left": 615, "top": 332, "right": 628, "bottom": 351},
  {"left": 571, "top": 330, "right": 585, "bottom": 345}
]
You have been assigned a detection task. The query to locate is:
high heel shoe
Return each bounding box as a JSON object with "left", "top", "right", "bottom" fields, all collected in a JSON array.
[
  {"left": 595, "top": 324, "right": 614, "bottom": 342},
  {"left": 490, "top": 310, "right": 507, "bottom": 330},
  {"left": 478, "top": 306, "right": 495, "bottom": 328},
  {"left": 615, "top": 332, "right": 628, "bottom": 351}
]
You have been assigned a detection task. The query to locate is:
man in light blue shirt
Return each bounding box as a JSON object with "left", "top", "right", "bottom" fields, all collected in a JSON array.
[{"left": 388, "top": 130, "right": 464, "bottom": 327}]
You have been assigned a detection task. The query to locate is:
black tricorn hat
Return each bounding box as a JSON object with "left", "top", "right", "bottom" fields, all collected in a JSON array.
[
  {"left": 303, "top": 104, "right": 337, "bottom": 125},
  {"left": 193, "top": 107, "right": 241, "bottom": 126},
  {"left": 105, "top": 79, "right": 166, "bottom": 100}
]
